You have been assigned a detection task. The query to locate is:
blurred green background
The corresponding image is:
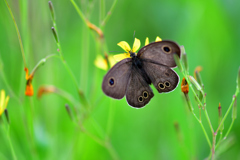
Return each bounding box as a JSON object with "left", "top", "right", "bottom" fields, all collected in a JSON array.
[{"left": 0, "top": 0, "right": 240, "bottom": 159}]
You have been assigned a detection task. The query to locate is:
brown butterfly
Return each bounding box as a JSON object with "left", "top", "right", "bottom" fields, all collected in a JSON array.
[{"left": 102, "top": 40, "right": 181, "bottom": 108}]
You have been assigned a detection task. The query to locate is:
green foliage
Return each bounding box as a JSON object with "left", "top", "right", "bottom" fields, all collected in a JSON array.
[{"left": 0, "top": 0, "right": 240, "bottom": 159}]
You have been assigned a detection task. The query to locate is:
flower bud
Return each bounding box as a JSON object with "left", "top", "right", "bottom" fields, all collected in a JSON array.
[
  {"left": 4, "top": 109, "right": 9, "bottom": 124},
  {"left": 51, "top": 27, "right": 59, "bottom": 43},
  {"left": 37, "top": 86, "right": 57, "bottom": 98},
  {"left": 181, "top": 77, "right": 189, "bottom": 94},
  {"left": 218, "top": 103, "right": 224, "bottom": 131},
  {"left": 48, "top": 1, "right": 55, "bottom": 20},
  {"left": 189, "top": 76, "right": 203, "bottom": 92},
  {"left": 180, "top": 46, "right": 188, "bottom": 72},
  {"left": 194, "top": 66, "right": 203, "bottom": 89},
  {"left": 65, "top": 104, "right": 73, "bottom": 121}
]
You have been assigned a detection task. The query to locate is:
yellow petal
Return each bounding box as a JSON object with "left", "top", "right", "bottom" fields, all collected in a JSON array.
[
  {"left": 145, "top": 37, "right": 149, "bottom": 46},
  {"left": 113, "top": 53, "right": 129, "bottom": 62},
  {"left": 94, "top": 55, "right": 108, "bottom": 70},
  {"left": 4, "top": 96, "right": 9, "bottom": 109},
  {"left": 117, "top": 41, "right": 131, "bottom": 52},
  {"left": 0, "top": 90, "right": 5, "bottom": 109},
  {"left": 108, "top": 55, "right": 117, "bottom": 67},
  {"left": 132, "top": 38, "right": 140, "bottom": 52},
  {"left": 0, "top": 107, "right": 3, "bottom": 115},
  {"left": 155, "top": 36, "right": 162, "bottom": 42}
]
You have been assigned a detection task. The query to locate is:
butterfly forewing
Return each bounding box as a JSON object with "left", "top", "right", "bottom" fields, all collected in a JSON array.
[
  {"left": 126, "top": 68, "right": 154, "bottom": 108},
  {"left": 102, "top": 58, "right": 132, "bottom": 99},
  {"left": 102, "top": 39, "right": 181, "bottom": 108},
  {"left": 137, "top": 40, "right": 181, "bottom": 68},
  {"left": 142, "top": 61, "right": 179, "bottom": 93}
]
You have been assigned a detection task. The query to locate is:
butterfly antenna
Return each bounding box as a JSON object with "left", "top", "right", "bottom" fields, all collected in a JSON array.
[
  {"left": 132, "top": 31, "right": 136, "bottom": 48},
  {"left": 109, "top": 51, "right": 123, "bottom": 53}
]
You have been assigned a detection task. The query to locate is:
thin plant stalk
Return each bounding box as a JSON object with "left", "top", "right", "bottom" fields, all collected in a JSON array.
[
  {"left": 4, "top": 0, "right": 27, "bottom": 67},
  {"left": 215, "top": 92, "right": 238, "bottom": 134},
  {"left": 177, "top": 53, "right": 239, "bottom": 159},
  {"left": 67, "top": 1, "right": 120, "bottom": 159},
  {"left": 6, "top": 126, "right": 17, "bottom": 160},
  {"left": 101, "top": 0, "right": 118, "bottom": 27},
  {"left": 100, "top": 0, "right": 105, "bottom": 27}
]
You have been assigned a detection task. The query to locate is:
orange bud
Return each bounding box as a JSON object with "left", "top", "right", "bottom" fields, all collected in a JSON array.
[
  {"left": 25, "top": 79, "right": 34, "bottom": 96},
  {"left": 24, "top": 68, "right": 34, "bottom": 96},
  {"left": 194, "top": 66, "right": 202, "bottom": 80},
  {"left": 181, "top": 77, "right": 189, "bottom": 94},
  {"left": 37, "top": 86, "right": 57, "bottom": 98},
  {"left": 218, "top": 103, "right": 222, "bottom": 116},
  {"left": 218, "top": 102, "right": 224, "bottom": 131},
  {"left": 24, "top": 67, "right": 29, "bottom": 79}
]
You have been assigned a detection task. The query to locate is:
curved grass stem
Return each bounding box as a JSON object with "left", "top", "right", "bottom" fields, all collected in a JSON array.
[
  {"left": 101, "top": 0, "right": 118, "bottom": 27},
  {"left": 181, "top": 73, "right": 213, "bottom": 148},
  {"left": 4, "top": 0, "right": 27, "bottom": 67},
  {"left": 6, "top": 126, "right": 17, "bottom": 160}
]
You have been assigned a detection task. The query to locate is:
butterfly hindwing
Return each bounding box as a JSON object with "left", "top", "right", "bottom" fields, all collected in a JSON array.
[
  {"left": 142, "top": 61, "right": 179, "bottom": 93},
  {"left": 102, "top": 58, "right": 132, "bottom": 99},
  {"left": 102, "top": 39, "right": 181, "bottom": 108},
  {"left": 137, "top": 40, "right": 181, "bottom": 68},
  {"left": 126, "top": 68, "right": 154, "bottom": 108}
]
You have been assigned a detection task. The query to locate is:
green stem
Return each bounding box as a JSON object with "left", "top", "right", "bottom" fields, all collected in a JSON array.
[
  {"left": 101, "top": 0, "right": 118, "bottom": 27},
  {"left": 80, "top": 126, "right": 105, "bottom": 146},
  {"left": 79, "top": 25, "right": 89, "bottom": 94},
  {"left": 182, "top": 89, "right": 211, "bottom": 148},
  {"left": 215, "top": 119, "right": 235, "bottom": 149},
  {"left": 30, "top": 54, "right": 59, "bottom": 75},
  {"left": 70, "top": 0, "right": 88, "bottom": 27},
  {"left": 77, "top": 115, "right": 119, "bottom": 160},
  {"left": 7, "top": 126, "right": 17, "bottom": 160},
  {"left": 181, "top": 67, "right": 214, "bottom": 150},
  {"left": 62, "top": 61, "right": 80, "bottom": 93},
  {"left": 215, "top": 90, "right": 239, "bottom": 134},
  {"left": 4, "top": 0, "right": 27, "bottom": 67},
  {"left": 54, "top": 86, "right": 81, "bottom": 110},
  {"left": 184, "top": 75, "right": 214, "bottom": 134},
  {"left": 0, "top": 58, "right": 22, "bottom": 105},
  {"left": 215, "top": 131, "right": 223, "bottom": 149},
  {"left": 106, "top": 100, "right": 115, "bottom": 136},
  {"left": 203, "top": 108, "right": 214, "bottom": 133},
  {"left": 100, "top": 0, "right": 105, "bottom": 27},
  {"left": 49, "top": 3, "right": 89, "bottom": 107},
  {"left": 211, "top": 134, "right": 216, "bottom": 160},
  {"left": 51, "top": 11, "right": 63, "bottom": 60},
  {"left": 191, "top": 110, "right": 212, "bottom": 148},
  {"left": 223, "top": 119, "right": 235, "bottom": 141},
  {"left": 105, "top": 140, "right": 119, "bottom": 160}
]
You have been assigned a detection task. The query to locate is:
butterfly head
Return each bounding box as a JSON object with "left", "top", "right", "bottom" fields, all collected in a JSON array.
[{"left": 129, "top": 51, "right": 137, "bottom": 58}]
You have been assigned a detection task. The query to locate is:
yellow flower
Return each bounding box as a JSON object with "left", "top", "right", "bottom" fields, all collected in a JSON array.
[
  {"left": 145, "top": 36, "right": 162, "bottom": 46},
  {"left": 113, "top": 38, "right": 140, "bottom": 62},
  {"left": 0, "top": 90, "right": 10, "bottom": 116},
  {"left": 94, "top": 54, "right": 116, "bottom": 70}
]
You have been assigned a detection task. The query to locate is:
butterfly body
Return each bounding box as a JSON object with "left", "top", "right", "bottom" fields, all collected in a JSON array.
[
  {"left": 102, "top": 40, "right": 181, "bottom": 108},
  {"left": 131, "top": 55, "right": 152, "bottom": 85}
]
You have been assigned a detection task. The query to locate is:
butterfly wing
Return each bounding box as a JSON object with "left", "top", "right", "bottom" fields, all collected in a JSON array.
[
  {"left": 126, "top": 67, "right": 154, "bottom": 108},
  {"left": 102, "top": 58, "right": 132, "bottom": 99},
  {"left": 137, "top": 40, "right": 181, "bottom": 68},
  {"left": 142, "top": 61, "right": 179, "bottom": 93}
]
